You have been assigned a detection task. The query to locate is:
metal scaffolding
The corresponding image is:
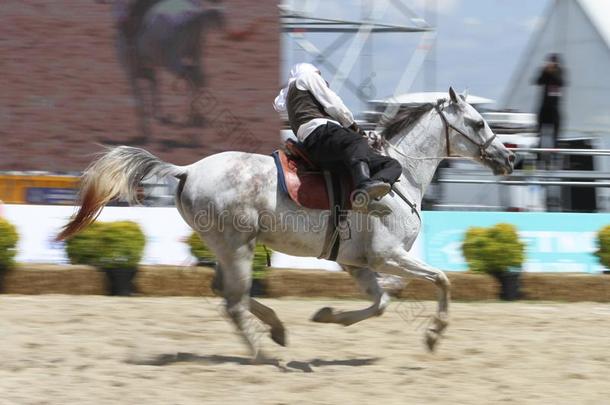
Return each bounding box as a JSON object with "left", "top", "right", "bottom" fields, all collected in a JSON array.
[{"left": 280, "top": 1, "right": 435, "bottom": 111}]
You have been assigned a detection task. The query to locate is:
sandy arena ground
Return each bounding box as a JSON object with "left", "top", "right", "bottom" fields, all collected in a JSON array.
[{"left": 1, "top": 296, "right": 609, "bottom": 405}]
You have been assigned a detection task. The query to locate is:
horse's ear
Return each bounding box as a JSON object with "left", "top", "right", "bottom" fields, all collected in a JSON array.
[
  {"left": 449, "top": 87, "right": 459, "bottom": 104},
  {"left": 460, "top": 89, "right": 469, "bottom": 102}
]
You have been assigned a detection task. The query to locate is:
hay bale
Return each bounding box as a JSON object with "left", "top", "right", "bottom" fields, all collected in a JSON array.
[
  {"left": 265, "top": 269, "right": 498, "bottom": 300},
  {"left": 135, "top": 266, "right": 215, "bottom": 296},
  {"left": 3, "top": 264, "right": 105, "bottom": 295},
  {"left": 522, "top": 273, "right": 610, "bottom": 302},
  {"left": 265, "top": 269, "right": 363, "bottom": 298}
]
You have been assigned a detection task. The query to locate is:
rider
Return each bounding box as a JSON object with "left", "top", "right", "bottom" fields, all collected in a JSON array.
[{"left": 274, "top": 63, "right": 402, "bottom": 212}]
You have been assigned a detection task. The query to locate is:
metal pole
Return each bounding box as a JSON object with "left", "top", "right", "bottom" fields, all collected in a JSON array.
[
  {"left": 330, "top": 0, "right": 390, "bottom": 93},
  {"left": 509, "top": 148, "right": 610, "bottom": 156},
  {"left": 438, "top": 179, "right": 610, "bottom": 187}
]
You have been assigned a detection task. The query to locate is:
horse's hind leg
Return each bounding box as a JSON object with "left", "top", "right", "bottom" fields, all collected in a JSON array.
[
  {"left": 249, "top": 298, "right": 287, "bottom": 347},
  {"left": 213, "top": 263, "right": 286, "bottom": 347},
  {"left": 311, "top": 266, "right": 390, "bottom": 326},
  {"left": 215, "top": 243, "right": 264, "bottom": 359}
]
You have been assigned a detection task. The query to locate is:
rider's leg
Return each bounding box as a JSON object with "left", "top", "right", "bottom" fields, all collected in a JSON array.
[
  {"left": 367, "top": 153, "right": 402, "bottom": 185},
  {"left": 303, "top": 123, "right": 392, "bottom": 200}
]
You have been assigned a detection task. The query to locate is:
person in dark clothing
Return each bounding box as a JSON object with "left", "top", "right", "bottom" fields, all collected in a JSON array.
[
  {"left": 535, "top": 53, "right": 566, "bottom": 168},
  {"left": 274, "top": 63, "right": 402, "bottom": 214}
]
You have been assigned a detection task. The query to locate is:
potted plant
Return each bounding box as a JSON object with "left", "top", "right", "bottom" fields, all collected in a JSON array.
[
  {"left": 595, "top": 225, "right": 610, "bottom": 274},
  {"left": 0, "top": 218, "right": 19, "bottom": 292},
  {"left": 462, "top": 223, "right": 526, "bottom": 300},
  {"left": 66, "top": 221, "right": 146, "bottom": 296},
  {"left": 186, "top": 232, "right": 217, "bottom": 267},
  {"left": 251, "top": 244, "right": 271, "bottom": 297},
  {"left": 185, "top": 232, "right": 270, "bottom": 296}
]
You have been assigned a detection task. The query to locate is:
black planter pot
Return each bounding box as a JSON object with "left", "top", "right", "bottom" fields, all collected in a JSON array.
[
  {"left": 250, "top": 278, "right": 266, "bottom": 297},
  {"left": 494, "top": 271, "right": 521, "bottom": 301},
  {"left": 104, "top": 268, "right": 137, "bottom": 296}
]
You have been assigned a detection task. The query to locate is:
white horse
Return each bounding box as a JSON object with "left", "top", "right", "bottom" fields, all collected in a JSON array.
[{"left": 58, "top": 88, "right": 514, "bottom": 359}]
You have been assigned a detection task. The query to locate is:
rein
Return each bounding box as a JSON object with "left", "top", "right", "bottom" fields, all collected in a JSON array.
[
  {"left": 380, "top": 100, "right": 497, "bottom": 162},
  {"left": 434, "top": 102, "right": 497, "bottom": 161},
  {"left": 378, "top": 100, "right": 498, "bottom": 221}
]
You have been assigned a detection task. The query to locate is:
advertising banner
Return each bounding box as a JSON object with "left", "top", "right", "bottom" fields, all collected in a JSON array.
[{"left": 421, "top": 211, "right": 607, "bottom": 273}]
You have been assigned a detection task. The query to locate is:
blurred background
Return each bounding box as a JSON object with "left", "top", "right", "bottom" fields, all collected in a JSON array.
[{"left": 1, "top": 0, "right": 609, "bottom": 273}]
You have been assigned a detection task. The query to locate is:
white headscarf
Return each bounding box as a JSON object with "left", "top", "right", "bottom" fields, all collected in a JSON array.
[{"left": 273, "top": 63, "right": 320, "bottom": 112}]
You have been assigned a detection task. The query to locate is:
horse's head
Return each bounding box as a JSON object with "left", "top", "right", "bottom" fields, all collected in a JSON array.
[{"left": 442, "top": 87, "right": 515, "bottom": 175}]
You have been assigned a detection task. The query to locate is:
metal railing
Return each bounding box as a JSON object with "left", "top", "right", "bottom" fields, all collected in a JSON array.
[
  {"left": 438, "top": 147, "right": 610, "bottom": 187},
  {"left": 509, "top": 147, "right": 610, "bottom": 156}
]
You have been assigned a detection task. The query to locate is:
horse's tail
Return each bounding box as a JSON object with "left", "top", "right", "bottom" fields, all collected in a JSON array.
[{"left": 57, "top": 146, "right": 187, "bottom": 241}]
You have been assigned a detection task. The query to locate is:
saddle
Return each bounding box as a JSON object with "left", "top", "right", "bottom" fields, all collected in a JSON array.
[
  {"left": 273, "top": 140, "right": 353, "bottom": 210},
  {"left": 272, "top": 139, "right": 354, "bottom": 261}
]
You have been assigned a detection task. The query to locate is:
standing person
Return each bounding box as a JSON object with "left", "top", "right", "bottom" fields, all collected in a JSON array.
[
  {"left": 274, "top": 63, "right": 402, "bottom": 214},
  {"left": 534, "top": 53, "right": 566, "bottom": 168}
]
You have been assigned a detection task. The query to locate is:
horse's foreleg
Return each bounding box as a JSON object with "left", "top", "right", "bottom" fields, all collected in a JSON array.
[
  {"left": 186, "top": 65, "right": 205, "bottom": 126},
  {"left": 311, "top": 266, "right": 390, "bottom": 326},
  {"left": 249, "top": 298, "right": 286, "bottom": 347},
  {"left": 143, "top": 68, "right": 166, "bottom": 124},
  {"left": 372, "top": 251, "right": 450, "bottom": 352}
]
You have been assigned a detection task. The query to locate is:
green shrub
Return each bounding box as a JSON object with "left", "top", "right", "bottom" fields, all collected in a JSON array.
[
  {"left": 461, "top": 223, "right": 525, "bottom": 274},
  {"left": 595, "top": 225, "right": 610, "bottom": 269},
  {"left": 65, "top": 221, "right": 146, "bottom": 271},
  {"left": 252, "top": 244, "right": 271, "bottom": 280},
  {"left": 0, "top": 218, "right": 19, "bottom": 270},
  {"left": 186, "top": 232, "right": 216, "bottom": 264},
  {"left": 185, "top": 232, "right": 270, "bottom": 279}
]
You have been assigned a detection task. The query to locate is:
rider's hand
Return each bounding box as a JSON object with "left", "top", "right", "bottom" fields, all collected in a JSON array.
[{"left": 349, "top": 122, "right": 367, "bottom": 138}]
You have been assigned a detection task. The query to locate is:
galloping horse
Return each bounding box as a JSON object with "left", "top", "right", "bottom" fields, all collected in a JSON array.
[{"left": 58, "top": 88, "right": 514, "bottom": 359}]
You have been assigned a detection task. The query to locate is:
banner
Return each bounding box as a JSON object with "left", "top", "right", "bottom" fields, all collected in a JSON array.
[
  {"left": 2, "top": 205, "right": 607, "bottom": 272},
  {"left": 421, "top": 211, "right": 607, "bottom": 273}
]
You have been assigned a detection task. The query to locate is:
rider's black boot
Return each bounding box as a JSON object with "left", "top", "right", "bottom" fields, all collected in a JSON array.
[{"left": 350, "top": 161, "right": 392, "bottom": 215}]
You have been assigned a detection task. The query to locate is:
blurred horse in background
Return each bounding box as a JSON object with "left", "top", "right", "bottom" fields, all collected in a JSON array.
[{"left": 100, "top": 0, "right": 226, "bottom": 142}]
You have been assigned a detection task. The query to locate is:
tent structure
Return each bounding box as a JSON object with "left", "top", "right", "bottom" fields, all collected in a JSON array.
[{"left": 502, "top": 0, "right": 610, "bottom": 140}]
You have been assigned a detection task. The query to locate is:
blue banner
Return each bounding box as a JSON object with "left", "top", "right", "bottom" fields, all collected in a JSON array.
[{"left": 420, "top": 211, "right": 608, "bottom": 273}]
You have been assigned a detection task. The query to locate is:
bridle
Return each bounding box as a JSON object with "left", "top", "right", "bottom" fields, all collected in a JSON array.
[{"left": 434, "top": 100, "right": 497, "bottom": 162}]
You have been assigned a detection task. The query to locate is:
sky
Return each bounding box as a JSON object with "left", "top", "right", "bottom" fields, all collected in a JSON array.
[{"left": 282, "top": 0, "right": 552, "bottom": 112}]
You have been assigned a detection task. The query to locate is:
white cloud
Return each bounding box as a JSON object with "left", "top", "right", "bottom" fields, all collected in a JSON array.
[
  {"left": 520, "top": 16, "right": 543, "bottom": 32},
  {"left": 463, "top": 17, "right": 481, "bottom": 27}
]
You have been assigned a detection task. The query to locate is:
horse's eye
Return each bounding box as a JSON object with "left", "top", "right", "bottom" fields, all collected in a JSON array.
[{"left": 476, "top": 120, "right": 485, "bottom": 130}]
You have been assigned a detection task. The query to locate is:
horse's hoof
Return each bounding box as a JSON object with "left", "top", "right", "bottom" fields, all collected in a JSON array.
[
  {"left": 271, "top": 326, "right": 287, "bottom": 347},
  {"left": 250, "top": 350, "right": 268, "bottom": 365},
  {"left": 425, "top": 330, "right": 439, "bottom": 352},
  {"left": 311, "top": 307, "right": 334, "bottom": 323}
]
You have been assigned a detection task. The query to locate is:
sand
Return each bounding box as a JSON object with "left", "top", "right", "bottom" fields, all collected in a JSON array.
[{"left": 1, "top": 296, "right": 609, "bottom": 404}]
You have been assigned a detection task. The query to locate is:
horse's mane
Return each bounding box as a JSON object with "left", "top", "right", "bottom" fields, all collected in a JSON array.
[{"left": 380, "top": 103, "right": 435, "bottom": 140}]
